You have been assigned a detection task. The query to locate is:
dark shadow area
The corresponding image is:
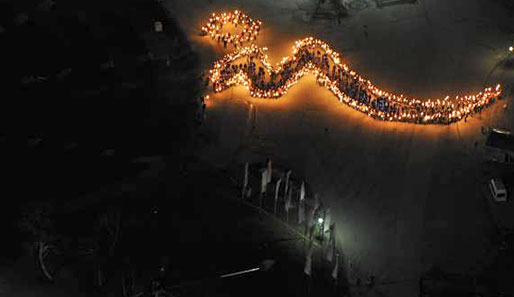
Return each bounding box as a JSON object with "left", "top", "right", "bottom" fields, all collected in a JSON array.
[
  {"left": 0, "top": 0, "right": 202, "bottom": 263},
  {"left": 0, "top": 2, "right": 345, "bottom": 297}
]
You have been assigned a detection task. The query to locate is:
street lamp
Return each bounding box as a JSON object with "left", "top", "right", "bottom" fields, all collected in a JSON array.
[
  {"left": 318, "top": 217, "right": 324, "bottom": 224},
  {"left": 509, "top": 46, "right": 513, "bottom": 53}
]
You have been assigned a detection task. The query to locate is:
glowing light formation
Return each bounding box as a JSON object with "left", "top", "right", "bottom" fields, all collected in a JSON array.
[
  {"left": 203, "top": 10, "right": 503, "bottom": 125},
  {"left": 201, "top": 10, "right": 261, "bottom": 48}
]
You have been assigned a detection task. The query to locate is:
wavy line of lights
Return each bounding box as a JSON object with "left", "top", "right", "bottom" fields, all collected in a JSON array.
[{"left": 203, "top": 10, "right": 503, "bottom": 125}]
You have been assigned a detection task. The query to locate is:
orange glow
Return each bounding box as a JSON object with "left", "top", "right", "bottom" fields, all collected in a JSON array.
[
  {"left": 202, "top": 10, "right": 503, "bottom": 125},
  {"left": 201, "top": 10, "right": 261, "bottom": 48}
]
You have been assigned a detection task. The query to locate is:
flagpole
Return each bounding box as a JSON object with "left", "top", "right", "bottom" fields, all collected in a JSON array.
[
  {"left": 274, "top": 177, "right": 282, "bottom": 215},
  {"left": 260, "top": 168, "right": 267, "bottom": 209}
]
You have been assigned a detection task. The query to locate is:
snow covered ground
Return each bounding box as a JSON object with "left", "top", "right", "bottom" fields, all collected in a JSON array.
[{"left": 166, "top": 0, "right": 513, "bottom": 295}]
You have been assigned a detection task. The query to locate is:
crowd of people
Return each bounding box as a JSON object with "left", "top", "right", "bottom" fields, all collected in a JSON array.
[
  {"left": 201, "top": 10, "right": 261, "bottom": 49},
  {"left": 205, "top": 11, "right": 503, "bottom": 125}
]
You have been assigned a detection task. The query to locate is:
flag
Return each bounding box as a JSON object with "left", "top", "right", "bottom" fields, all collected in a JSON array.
[
  {"left": 266, "top": 159, "right": 272, "bottom": 183},
  {"left": 285, "top": 187, "right": 293, "bottom": 222},
  {"left": 331, "top": 253, "right": 339, "bottom": 280},
  {"left": 304, "top": 241, "right": 314, "bottom": 276},
  {"left": 323, "top": 209, "right": 331, "bottom": 233},
  {"left": 285, "top": 187, "right": 292, "bottom": 212},
  {"left": 307, "top": 204, "right": 317, "bottom": 240},
  {"left": 274, "top": 177, "right": 282, "bottom": 214},
  {"left": 298, "top": 198, "right": 305, "bottom": 224},
  {"left": 326, "top": 241, "right": 334, "bottom": 262},
  {"left": 261, "top": 169, "right": 268, "bottom": 194},
  {"left": 298, "top": 181, "right": 306, "bottom": 223},
  {"left": 284, "top": 170, "right": 292, "bottom": 198},
  {"left": 243, "top": 162, "right": 249, "bottom": 189},
  {"left": 326, "top": 223, "right": 335, "bottom": 262}
]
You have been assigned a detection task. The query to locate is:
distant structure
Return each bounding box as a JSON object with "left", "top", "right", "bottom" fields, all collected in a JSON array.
[
  {"left": 374, "top": 0, "right": 417, "bottom": 9},
  {"left": 484, "top": 129, "right": 514, "bottom": 164},
  {"left": 312, "top": 0, "right": 348, "bottom": 23}
]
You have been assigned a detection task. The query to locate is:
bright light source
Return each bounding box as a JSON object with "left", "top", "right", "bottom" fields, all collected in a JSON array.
[
  {"left": 509, "top": 46, "right": 513, "bottom": 52},
  {"left": 202, "top": 10, "right": 503, "bottom": 125},
  {"left": 318, "top": 218, "right": 324, "bottom": 224}
]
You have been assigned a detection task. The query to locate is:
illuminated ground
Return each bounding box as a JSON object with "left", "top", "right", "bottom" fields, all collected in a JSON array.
[{"left": 165, "top": 0, "right": 513, "bottom": 295}]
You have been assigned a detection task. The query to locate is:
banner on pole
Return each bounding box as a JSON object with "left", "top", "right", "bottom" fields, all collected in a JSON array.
[
  {"left": 243, "top": 162, "right": 249, "bottom": 189},
  {"left": 304, "top": 241, "right": 314, "bottom": 276},
  {"left": 298, "top": 199, "right": 305, "bottom": 224},
  {"left": 274, "top": 177, "right": 282, "bottom": 214},
  {"left": 331, "top": 253, "right": 339, "bottom": 280},
  {"left": 266, "top": 159, "right": 272, "bottom": 183},
  {"left": 323, "top": 208, "right": 331, "bottom": 233},
  {"left": 261, "top": 168, "right": 268, "bottom": 194},
  {"left": 284, "top": 170, "right": 292, "bottom": 199},
  {"left": 285, "top": 187, "right": 292, "bottom": 213},
  {"left": 326, "top": 223, "right": 335, "bottom": 262},
  {"left": 298, "top": 181, "right": 306, "bottom": 223}
]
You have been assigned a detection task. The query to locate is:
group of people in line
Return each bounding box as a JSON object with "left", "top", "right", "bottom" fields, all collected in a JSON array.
[{"left": 208, "top": 42, "right": 499, "bottom": 125}]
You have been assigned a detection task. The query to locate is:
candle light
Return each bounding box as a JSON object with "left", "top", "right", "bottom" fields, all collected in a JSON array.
[{"left": 202, "top": 10, "right": 503, "bottom": 125}]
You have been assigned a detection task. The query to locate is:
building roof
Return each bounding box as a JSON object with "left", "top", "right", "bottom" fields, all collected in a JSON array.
[{"left": 485, "top": 130, "right": 514, "bottom": 152}]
